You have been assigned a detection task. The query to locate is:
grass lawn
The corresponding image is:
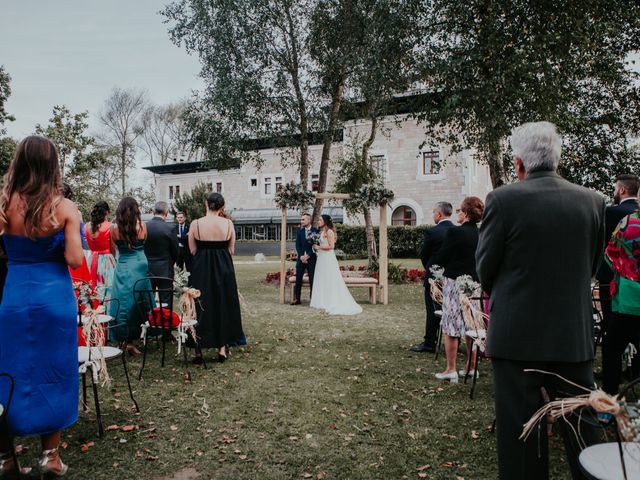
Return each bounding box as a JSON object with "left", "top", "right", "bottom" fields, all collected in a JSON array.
[{"left": 15, "top": 257, "right": 572, "bottom": 479}]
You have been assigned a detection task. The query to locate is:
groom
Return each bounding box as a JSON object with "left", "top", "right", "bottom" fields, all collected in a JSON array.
[{"left": 291, "top": 213, "right": 317, "bottom": 305}]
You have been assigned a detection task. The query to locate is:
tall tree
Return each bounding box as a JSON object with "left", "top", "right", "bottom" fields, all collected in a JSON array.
[
  {"left": 163, "top": 0, "right": 320, "bottom": 184},
  {"left": 98, "top": 87, "right": 148, "bottom": 195},
  {"left": 35, "top": 105, "right": 93, "bottom": 176},
  {"left": 140, "top": 101, "right": 195, "bottom": 167},
  {"left": 0, "top": 66, "right": 15, "bottom": 134},
  {"left": 415, "top": 0, "right": 640, "bottom": 190},
  {"left": 0, "top": 136, "right": 17, "bottom": 177}
]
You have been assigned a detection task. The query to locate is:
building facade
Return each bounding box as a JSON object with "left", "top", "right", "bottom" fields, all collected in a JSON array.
[{"left": 145, "top": 115, "right": 493, "bottom": 240}]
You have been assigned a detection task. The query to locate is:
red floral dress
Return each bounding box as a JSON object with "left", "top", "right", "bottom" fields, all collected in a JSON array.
[{"left": 605, "top": 211, "right": 640, "bottom": 314}]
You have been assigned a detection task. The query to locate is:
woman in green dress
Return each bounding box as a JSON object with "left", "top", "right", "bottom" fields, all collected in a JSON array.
[{"left": 109, "top": 197, "right": 153, "bottom": 355}]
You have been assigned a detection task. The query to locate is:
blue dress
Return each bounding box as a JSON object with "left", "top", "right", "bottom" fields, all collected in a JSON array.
[
  {"left": 0, "top": 231, "right": 78, "bottom": 436},
  {"left": 109, "top": 239, "right": 153, "bottom": 342}
]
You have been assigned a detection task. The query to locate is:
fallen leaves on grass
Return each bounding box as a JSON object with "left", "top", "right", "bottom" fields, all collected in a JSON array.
[
  {"left": 471, "top": 430, "right": 479, "bottom": 439},
  {"left": 80, "top": 441, "right": 95, "bottom": 453}
]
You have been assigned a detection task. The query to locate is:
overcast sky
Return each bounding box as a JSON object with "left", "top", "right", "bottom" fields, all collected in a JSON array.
[{"left": 0, "top": 0, "right": 202, "bottom": 139}]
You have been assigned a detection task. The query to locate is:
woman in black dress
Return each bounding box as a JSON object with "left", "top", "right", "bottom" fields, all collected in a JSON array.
[{"left": 188, "top": 192, "right": 244, "bottom": 363}]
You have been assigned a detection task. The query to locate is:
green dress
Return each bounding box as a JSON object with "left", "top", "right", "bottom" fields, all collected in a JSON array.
[{"left": 109, "top": 239, "right": 153, "bottom": 342}]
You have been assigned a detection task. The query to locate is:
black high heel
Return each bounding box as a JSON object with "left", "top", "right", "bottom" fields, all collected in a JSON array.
[{"left": 217, "top": 345, "right": 228, "bottom": 363}]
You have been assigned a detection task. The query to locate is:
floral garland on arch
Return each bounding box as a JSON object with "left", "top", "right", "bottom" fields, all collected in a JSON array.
[
  {"left": 342, "top": 184, "right": 395, "bottom": 214},
  {"left": 274, "top": 182, "right": 315, "bottom": 210}
]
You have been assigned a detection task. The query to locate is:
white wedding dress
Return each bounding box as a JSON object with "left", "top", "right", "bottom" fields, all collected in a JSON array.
[{"left": 310, "top": 233, "right": 363, "bottom": 315}]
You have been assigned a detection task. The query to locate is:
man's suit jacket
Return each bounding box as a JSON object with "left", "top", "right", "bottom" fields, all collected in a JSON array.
[
  {"left": 296, "top": 227, "right": 317, "bottom": 262},
  {"left": 420, "top": 220, "right": 454, "bottom": 283},
  {"left": 476, "top": 170, "right": 606, "bottom": 363},
  {"left": 173, "top": 222, "right": 190, "bottom": 249},
  {"left": 145, "top": 217, "right": 178, "bottom": 276},
  {"left": 596, "top": 198, "right": 639, "bottom": 285}
]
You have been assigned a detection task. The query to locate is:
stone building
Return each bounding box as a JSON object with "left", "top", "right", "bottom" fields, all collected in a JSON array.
[{"left": 144, "top": 114, "right": 493, "bottom": 241}]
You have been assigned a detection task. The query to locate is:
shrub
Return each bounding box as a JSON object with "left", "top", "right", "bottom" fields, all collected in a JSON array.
[{"left": 335, "top": 224, "right": 430, "bottom": 258}]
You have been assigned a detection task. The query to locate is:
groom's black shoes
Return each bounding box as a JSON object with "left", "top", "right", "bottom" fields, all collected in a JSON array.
[
  {"left": 410, "top": 342, "right": 435, "bottom": 353},
  {"left": 290, "top": 300, "right": 301, "bottom": 305}
]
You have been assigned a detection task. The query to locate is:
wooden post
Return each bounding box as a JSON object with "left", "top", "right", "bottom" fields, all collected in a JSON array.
[
  {"left": 379, "top": 203, "right": 389, "bottom": 305},
  {"left": 279, "top": 207, "right": 287, "bottom": 304}
]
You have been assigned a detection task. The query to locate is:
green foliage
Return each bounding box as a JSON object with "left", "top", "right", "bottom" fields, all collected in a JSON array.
[
  {"left": 336, "top": 224, "right": 429, "bottom": 259},
  {"left": 35, "top": 105, "right": 93, "bottom": 176},
  {"left": 416, "top": 0, "right": 640, "bottom": 192},
  {"left": 0, "top": 136, "right": 16, "bottom": 178},
  {"left": 274, "top": 181, "right": 315, "bottom": 210},
  {"left": 0, "top": 66, "right": 15, "bottom": 134},
  {"left": 172, "top": 182, "right": 210, "bottom": 222}
]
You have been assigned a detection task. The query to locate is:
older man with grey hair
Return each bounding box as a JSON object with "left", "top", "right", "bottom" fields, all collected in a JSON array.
[
  {"left": 145, "top": 201, "right": 178, "bottom": 304},
  {"left": 477, "top": 122, "right": 605, "bottom": 479}
]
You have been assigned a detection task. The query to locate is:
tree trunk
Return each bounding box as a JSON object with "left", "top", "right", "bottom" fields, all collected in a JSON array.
[
  {"left": 487, "top": 139, "right": 505, "bottom": 189},
  {"left": 361, "top": 114, "right": 378, "bottom": 262},
  {"left": 121, "top": 145, "right": 127, "bottom": 196},
  {"left": 299, "top": 117, "right": 309, "bottom": 187},
  {"left": 312, "top": 78, "right": 345, "bottom": 224}
]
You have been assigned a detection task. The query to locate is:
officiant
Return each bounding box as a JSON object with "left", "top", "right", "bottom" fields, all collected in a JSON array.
[{"left": 291, "top": 213, "right": 317, "bottom": 305}]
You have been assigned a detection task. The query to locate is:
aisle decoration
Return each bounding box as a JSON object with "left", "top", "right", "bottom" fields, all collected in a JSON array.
[
  {"left": 274, "top": 182, "right": 315, "bottom": 210},
  {"left": 174, "top": 266, "right": 200, "bottom": 351}
]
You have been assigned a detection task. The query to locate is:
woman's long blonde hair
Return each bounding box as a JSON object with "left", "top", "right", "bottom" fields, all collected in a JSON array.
[{"left": 0, "top": 136, "right": 62, "bottom": 237}]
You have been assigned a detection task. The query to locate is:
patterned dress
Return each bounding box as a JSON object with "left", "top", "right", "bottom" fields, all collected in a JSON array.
[
  {"left": 441, "top": 277, "right": 465, "bottom": 337},
  {"left": 606, "top": 210, "right": 640, "bottom": 315},
  {"left": 85, "top": 221, "right": 116, "bottom": 298}
]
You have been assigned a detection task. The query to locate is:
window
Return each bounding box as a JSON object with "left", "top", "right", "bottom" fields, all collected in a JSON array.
[
  {"left": 175, "top": 185, "right": 180, "bottom": 197},
  {"left": 249, "top": 177, "right": 258, "bottom": 191},
  {"left": 264, "top": 177, "right": 272, "bottom": 195},
  {"left": 422, "top": 150, "right": 441, "bottom": 175},
  {"left": 370, "top": 154, "right": 387, "bottom": 183},
  {"left": 275, "top": 176, "right": 283, "bottom": 192},
  {"left": 169, "top": 186, "right": 174, "bottom": 200},
  {"left": 216, "top": 182, "right": 223, "bottom": 193},
  {"left": 311, "top": 174, "right": 319, "bottom": 192},
  {"left": 392, "top": 206, "right": 416, "bottom": 226},
  {"left": 206, "top": 182, "right": 213, "bottom": 191}
]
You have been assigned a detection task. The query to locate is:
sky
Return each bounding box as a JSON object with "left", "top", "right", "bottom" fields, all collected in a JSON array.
[{"left": 0, "top": 0, "right": 203, "bottom": 139}]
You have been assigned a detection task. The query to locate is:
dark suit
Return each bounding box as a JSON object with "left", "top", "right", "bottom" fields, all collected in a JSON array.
[
  {"left": 596, "top": 198, "right": 639, "bottom": 338},
  {"left": 476, "top": 170, "right": 606, "bottom": 480},
  {"left": 294, "top": 227, "right": 317, "bottom": 302},
  {"left": 145, "top": 217, "right": 179, "bottom": 304},
  {"left": 420, "top": 220, "right": 454, "bottom": 345},
  {"left": 437, "top": 222, "right": 479, "bottom": 281},
  {"left": 173, "top": 222, "right": 191, "bottom": 272}
]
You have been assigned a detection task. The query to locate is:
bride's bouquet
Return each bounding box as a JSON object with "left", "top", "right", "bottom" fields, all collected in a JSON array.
[{"left": 307, "top": 231, "right": 321, "bottom": 246}]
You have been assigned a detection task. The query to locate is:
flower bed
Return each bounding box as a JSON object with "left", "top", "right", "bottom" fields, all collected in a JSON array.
[{"left": 263, "top": 265, "right": 425, "bottom": 285}]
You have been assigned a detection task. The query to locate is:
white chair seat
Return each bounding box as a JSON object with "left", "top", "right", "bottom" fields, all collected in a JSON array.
[
  {"left": 434, "top": 310, "right": 443, "bottom": 317},
  {"left": 579, "top": 442, "right": 640, "bottom": 480},
  {"left": 180, "top": 319, "right": 198, "bottom": 327},
  {"left": 78, "top": 346, "right": 122, "bottom": 364},
  {"left": 80, "top": 314, "right": 112, "bottom": 325},
  {"left": 465, "top": 329, "right": 487, "bottom": 340}
]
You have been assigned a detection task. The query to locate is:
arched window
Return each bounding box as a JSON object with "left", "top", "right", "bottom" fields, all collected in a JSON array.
[{"left": 392, "top": 206, "right": 416, "bottom": 226}]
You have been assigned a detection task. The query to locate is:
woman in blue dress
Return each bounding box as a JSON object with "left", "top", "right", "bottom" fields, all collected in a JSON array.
[
  {"left": 0, "top": 136, "right": 84, "bottom": 476},
  {"left": 109, "top": 197, "right": 153, "bottom": 355}
]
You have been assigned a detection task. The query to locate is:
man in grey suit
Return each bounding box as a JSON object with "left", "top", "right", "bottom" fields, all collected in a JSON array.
[
  {"left": 477, "top": 122, "right": 605, "bottom": 480},
  {"left": 145, "top": 201, "right": 179, "bottom": 305}
]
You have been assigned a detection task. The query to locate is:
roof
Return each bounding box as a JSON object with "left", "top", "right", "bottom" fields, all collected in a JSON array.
[
  {"left": 144, "top": 161, "right": 214, "bottom": 175},
  {"left": 229, "top": 207, "right": 343, "bottom": 225}
]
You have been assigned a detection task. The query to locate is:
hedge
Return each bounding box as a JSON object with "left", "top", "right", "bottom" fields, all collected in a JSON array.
[{"left": 335, "top": 224, "right": 431, "bottom": 258}]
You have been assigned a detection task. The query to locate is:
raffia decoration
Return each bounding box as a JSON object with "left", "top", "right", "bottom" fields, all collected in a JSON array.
[
  {"left": 460, "top": 295, "right": 489, "bottom": 350},
  {"left": 179, "top": 287, "right": 201, "bottom": 343},
  {"left": 429, "top": 278, "right": 443, "bottom": 304},
  {"left": 81, "top": 305, "right": 110, "bottom": 386}
]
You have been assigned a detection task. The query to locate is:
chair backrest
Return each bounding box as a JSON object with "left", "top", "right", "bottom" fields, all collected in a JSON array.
[{"left": 133, "top": 276, "right": 176, "bottom": 331}]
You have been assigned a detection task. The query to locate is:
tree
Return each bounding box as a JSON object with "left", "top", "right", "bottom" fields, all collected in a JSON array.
[
  {"left": 0, "top": 136, "right": 17, "bottom": 177},
  {"left": 415, "top": 0, "right": 640, "bottom": 190},
  {"left": 35, "top": 105, "right": 93, "bottom": 176},
  {"left": 163, "top": 0, "right": 320, "bottom": 184},
  {"left": 172, "top": 182, "right": 210, "bottom": 221},
  {"left": 0, "top": 66, "right": 15, "bottom": 134},
  {"left": 140, "top": 101, "right": 194, "bottom": 167},
  {"left": 98, "top": 87, "right": 148, "bottom": 196}
]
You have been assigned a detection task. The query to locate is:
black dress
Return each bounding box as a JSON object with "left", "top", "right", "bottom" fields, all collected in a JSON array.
[{"left": 190, "top": 234, "right": 244, "bottom": 349}]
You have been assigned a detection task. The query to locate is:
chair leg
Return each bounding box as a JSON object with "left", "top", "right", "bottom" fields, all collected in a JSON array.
[
  {"left": 82, "top": 372, "right": 88, "bottom": 411},
  {"left": 161, "top": 329, "right": 167, "bottom": 368},
  {"left": 470, "top": 344, "right": 480, "bottom": 400},
  {"left": 90, "top": 368, "right": 104, "bottom": 438},
  {"left": 434, "top": 326, "right": 442, "bottom": 361},
  {"left": 139, "top": 334, "right": 148, "bottom": 381},
  {"left": 121, "top": 354, "right": 140, "bottom": 413},
  {"left": 182, "top": 336, "right": 192, "bottom": 382},
  {"left": 490, "top": 417, "right": 496, "bottom": 433}
]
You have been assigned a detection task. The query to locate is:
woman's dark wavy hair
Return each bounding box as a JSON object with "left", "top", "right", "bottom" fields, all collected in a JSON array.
[
  {"left": 321, "top": 214, "right": 334, "bottom": 230},
  {"left": 115, "top": 197, "right": 141, "bottom": 247},
  {"left": 207, "top": 192, "right": 225, "bottom": 211},
  {"left": 0, "top": 135, "right": 62, "bottom": 237},
  {"left": 90, "top": 201, "right": 110, "bottom": 233}
]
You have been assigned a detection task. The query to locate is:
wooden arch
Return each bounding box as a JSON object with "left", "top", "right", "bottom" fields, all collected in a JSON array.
[{"left": 278, "top": 192, "right": 389, "bottom": 305}]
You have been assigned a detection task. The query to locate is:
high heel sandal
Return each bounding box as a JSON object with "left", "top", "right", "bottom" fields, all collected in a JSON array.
[
  {"left": 217, "top": 345, "right": 228, "bottom": 363},
  {"left": 38, "top": 448, "right": 68, "bottom": 477},
  {"left": 0, "top": 450, "right": 31, "bottom": 479}
]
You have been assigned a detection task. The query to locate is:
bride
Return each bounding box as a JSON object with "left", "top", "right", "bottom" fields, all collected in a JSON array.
[{"left": 310, "top": 215, "right": 363, "bottom": 315}]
